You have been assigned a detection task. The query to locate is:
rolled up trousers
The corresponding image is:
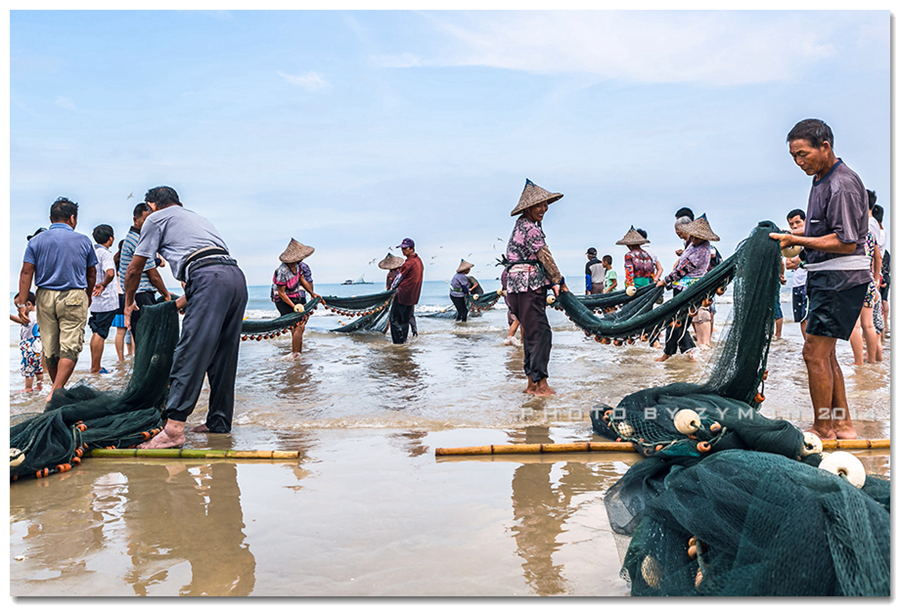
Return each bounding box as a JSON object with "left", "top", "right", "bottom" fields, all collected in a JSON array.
[{"left": 507, "top": 287, "right": 552, "bottom": 383}]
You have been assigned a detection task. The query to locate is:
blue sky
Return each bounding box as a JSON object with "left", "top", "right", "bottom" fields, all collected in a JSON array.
[{"left": 6, "top": 9, "right": 892, "bottom": 289}]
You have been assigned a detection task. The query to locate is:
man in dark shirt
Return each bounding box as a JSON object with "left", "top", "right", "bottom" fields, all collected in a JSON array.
[
  {"left": 584, "top": 248, "right": 604, "bottom": 295},
  {"left": 389, "top": 238, "right": 424, "bottom": 344},
  {"left": 770, "top": 119, "right": 869, "bottom": 440}
]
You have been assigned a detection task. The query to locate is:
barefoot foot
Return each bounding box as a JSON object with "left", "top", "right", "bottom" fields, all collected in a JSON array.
[
  {"left": 805, "top": 427, "right": 836, "bottom": 441},
  {"left": 190, "top": 424, "right": 210, "bottom": 433},
  {"left": 138, "top": 428, "right": 186, "bottom": 449}
]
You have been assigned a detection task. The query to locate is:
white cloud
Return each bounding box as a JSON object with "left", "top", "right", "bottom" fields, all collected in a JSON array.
[
  {"left": 54, "top": 96, "right": 75, "bottom": 110},
  {"left": 277, "top": 70, "right": 330, "bottom": 92},
  {"left": 378, "top": 11, "right": 859, "bottom": 86}
]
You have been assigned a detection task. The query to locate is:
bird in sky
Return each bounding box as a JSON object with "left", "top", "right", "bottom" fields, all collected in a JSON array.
[{"left": 127, "top": 192, "right": 133, "bottom": 199}]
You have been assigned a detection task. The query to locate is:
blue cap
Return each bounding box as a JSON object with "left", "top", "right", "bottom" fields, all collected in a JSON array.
[{"left": 397, "top": 238, "right": 415, "bottom": 249}]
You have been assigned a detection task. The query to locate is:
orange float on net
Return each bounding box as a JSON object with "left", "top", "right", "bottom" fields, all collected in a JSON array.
[
  {"left": 72, "top": 457, "right": 81, "bottom": 465},
  {"left": 74, "top": 448, "right": 83, "bottom": 457},
  {"left": 716, "top": 286, "right": 726, "bottom": 295},
  {"left": 710, "top": 422, "right": 722, "bottom": 433},
  {"left": 754, "top": 393, "right": 765, "bottom": 404},
  {"left": 762, "top": 370, "right": 768, "bottom": 380},
  {"left": 696, "top": 441, "right": 711, "bottom": 452},
  {"left": 688, "top": 544, "right": 697, "bottom": 559},
  {"left": 613, "top": 339, "right": 623, "bottom": 346}
]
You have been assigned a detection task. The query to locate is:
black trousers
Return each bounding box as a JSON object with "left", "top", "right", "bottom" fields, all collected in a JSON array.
[
  {"left": 507, "top": 288, "right": 552, "bottom": 383},
  {"left": 130, "top": 291, "right": 158, "bottom": 345},
  {"left": 450, "top": 294, "right": 468, "bottom": 321},
  {"left": 165, "top": 264, "right": 248, "bottom": 432},
  {"left": 664, "top": 286, "right": 696, "bottom": 355},
  {"left": 390, "top": 302, "right": 415, "bottom": 344}
]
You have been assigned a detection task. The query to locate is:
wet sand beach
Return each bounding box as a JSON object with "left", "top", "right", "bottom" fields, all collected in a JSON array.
[{"left": 8, "top": 283, "right": 891, "bottom": 596}]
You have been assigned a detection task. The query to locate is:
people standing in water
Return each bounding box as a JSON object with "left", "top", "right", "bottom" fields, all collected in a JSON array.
[
  {"left": 127, "top": 186, "right": 248, "bottom": 449},
  {"left": 656, "top": 214, "right": 717, "bottom": 360},
  {"left": 770, "top": 118, "right": 868, "bottom": 440},
  {"left": 504, "top": 179, "right": 566, "bottom": 396},
  {"left": 271, "top": 239, "right": 319, "bottom": 356},
  {"left": 601, "top": 255, "right": 617, "bottom": 293},
  {"left": 617, "top": 226, "right": 655, "bottom": 289},
  {"left": 389, "top": 238, "right": 424, "bottom": 344},
  {"left": 584, "top": 248, "right": 604, "bottom": 295},
  {"left": 449, "top": 260, "right": 474, "bottom": 322}
]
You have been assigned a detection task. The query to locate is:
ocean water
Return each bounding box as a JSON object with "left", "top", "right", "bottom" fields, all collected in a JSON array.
[{"left": 8, "top": 280, "right": 891, "bottom": 596}]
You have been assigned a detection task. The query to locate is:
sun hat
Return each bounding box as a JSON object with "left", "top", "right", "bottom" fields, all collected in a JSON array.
[
  {"left": 510, "top": 179, "right": 563, "bottom": 217},
  {"left": 682, "top": 214, "right": 720, "bottom": 242},
  {"left": 378, "top": 253, "right": 405, "bottom": 270},
  {"left": 397, "top": 238, "right": 415, "bottom": 249},
  {"left": 616, "top": 226, "right": 650, "bottom": 246},
  {"left": 456, "top": 259, "right": 474, "bottom": 273},
  {"left": 279, "top": 238, "right": 315, "bottom": 263}
]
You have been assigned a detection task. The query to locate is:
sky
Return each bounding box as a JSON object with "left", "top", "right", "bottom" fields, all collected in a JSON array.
[{"left": 5, "top": 8, "right": 892, "bottom": 290}]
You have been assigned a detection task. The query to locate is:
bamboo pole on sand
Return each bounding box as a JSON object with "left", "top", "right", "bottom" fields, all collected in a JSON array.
[
  {"left": 434, "top": 438, "right": 889, "bottom": 457},
  {"left": 90, "top": 449, "right": 300, "bottom": 460}
]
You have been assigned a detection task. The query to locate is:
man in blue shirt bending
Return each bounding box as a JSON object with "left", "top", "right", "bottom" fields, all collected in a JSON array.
[{"left": 16, "top": 197, "right": 98, "bottom": 401}]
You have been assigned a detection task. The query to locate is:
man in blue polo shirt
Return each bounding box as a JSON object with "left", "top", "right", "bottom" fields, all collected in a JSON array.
[
  {"left": 16, "top": 197, "right": 98, "bottom": 401},
  {"left": 770, "top": 119, "right": 869, "bottom": 440}
]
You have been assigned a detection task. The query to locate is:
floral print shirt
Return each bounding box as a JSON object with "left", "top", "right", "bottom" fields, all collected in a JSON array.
[
  {"left": 506, "top": 216, "right": 550, "bottom": 293},
  {"left": 624, "top": 248, "right": 655, "bottom": 287},
  {"left": 665, "top": 241, "right": 711, "bottom": 288}
]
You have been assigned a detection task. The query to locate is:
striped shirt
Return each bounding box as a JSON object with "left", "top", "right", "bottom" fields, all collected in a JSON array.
[{"left": 118, "top": 226, "right": 157, "bottom": 293}]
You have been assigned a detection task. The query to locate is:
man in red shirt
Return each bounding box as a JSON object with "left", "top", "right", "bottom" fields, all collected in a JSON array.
[{"left": 389, "top": 237, "right": 424, "bottom": 344}]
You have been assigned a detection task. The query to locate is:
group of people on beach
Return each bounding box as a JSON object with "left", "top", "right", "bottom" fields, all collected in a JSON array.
[{"left": 12, "top": 118, "right": 887, "bottom": 448}]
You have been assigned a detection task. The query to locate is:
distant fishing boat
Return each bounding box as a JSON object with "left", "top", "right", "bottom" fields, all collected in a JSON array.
[{"left": 342, "top": 274, "right": 373, "bottom": 285}]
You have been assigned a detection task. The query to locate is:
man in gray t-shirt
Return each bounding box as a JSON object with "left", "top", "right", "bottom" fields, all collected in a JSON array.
[
  {"left": 770, "top": 119, "right": 869, "bottom": 442},
  {"left": 124, "top": 186, "right": 248, "bottom": 449}
]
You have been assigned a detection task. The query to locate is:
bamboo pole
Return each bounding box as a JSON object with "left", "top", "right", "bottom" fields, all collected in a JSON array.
[
  {"left": 434, "top": 439, "right": 889, "bottom": 457},
  {"left": 90, "top": 449, "right": 300, "bottom": 460}
]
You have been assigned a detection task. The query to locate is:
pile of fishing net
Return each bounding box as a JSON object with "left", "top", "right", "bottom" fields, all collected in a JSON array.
[
  {"left": 10, "top": 301, "right": 180, "bottom": 481},
  {"left": 585, "top": 220, "right": 890, "bottom": 596},
  {"left": 420, "top": 284, "right": 503, "bottom": 320}
]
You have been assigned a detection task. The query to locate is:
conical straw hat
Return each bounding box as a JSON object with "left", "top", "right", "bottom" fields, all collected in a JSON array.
[
  {"left": 378, "top": 252, "right": 404, "bottom": 270},
  {"left": 510, "top": 179, "right": 563, "bottom": 217},
  {"left": 279, "top": 238, "right": 315, "bottom": 263},
  {"left": 616, "top": 226, "right": 649, "bottom": 246},
  {"left": 683, "top": 214, "right": 720, "bottom": 242},
  {"left": 456, "top": 259, "right": 474, "bottom": 273}
]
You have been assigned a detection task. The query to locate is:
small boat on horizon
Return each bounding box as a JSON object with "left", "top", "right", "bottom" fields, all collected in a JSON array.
[{"left": 342, "top": 274, "right": 373, "bottom": 285}]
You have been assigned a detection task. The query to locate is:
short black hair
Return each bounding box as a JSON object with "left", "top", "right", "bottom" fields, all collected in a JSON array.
[
  {"left": 144, "top": 186, "right": 181, "bottom": 209},
  {"left": 92, "top": 224, "right": 114, "bottom": 245},
  {"left": 786, "top": 118, "right": 834, "bottom": 149},
  {"left": 602, "top": 254, "right": 613, "bottom": 265},
  {"left": 675, "top": 207, "right": 694, "bottom": 221},
  {"left": 49, "top": 197, "right": 78, "bottom": 222},
  {"left": 14, "top": 291, "right": 37, "bottom": 306},
  {"left": 133, "top": 202, "right": 151, "bottom": 218},
  {"left": 635, "top": 228, "right": 648, "bottom": 239},
  {"left": 787, "top": 209, "right": 806, "bottom": 222},
  {"left": 867, "top": 189, "right": 877, "bottom": 210},
  {"left": 872, "top": 204, "right": 884, "bottom": 224}
]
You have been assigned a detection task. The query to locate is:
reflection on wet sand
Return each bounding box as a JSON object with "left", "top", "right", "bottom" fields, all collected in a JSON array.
[
  {"left": 508, "top": 426, "right": 632, "bottom": 595},
  {"left": 123, "top": 462, "right": 256, "bottom": 596}
]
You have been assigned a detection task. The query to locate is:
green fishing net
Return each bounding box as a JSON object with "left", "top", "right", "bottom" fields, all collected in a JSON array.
[
  {"left": 10, "top": 300, "right": 181, "bottom": 480},
  {"left": 240, "top": 296, "right": 322, "bottom": 340},
  {"left": 583, "top": 221, "right": 890, "bottom": 595}
]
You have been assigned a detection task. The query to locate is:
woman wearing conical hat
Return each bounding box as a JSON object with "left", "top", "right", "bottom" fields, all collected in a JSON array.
[
  {"left": 271, "top": 238, "right": 318, "bottom": 356},
  {"left": 449, "top": 259, "right": 474, "bottom": 322},
  {"left": 378, "top": 252, "right": 405, "bottom": 291},
  {"left": 504, "top": 179, "right": 567, "bottom": 396},
  {"left": 617, "top": 226, "right": 655, "bottom": 289},
  {"left": 655, "top": 214, "right": 718, "bottom": 361}
]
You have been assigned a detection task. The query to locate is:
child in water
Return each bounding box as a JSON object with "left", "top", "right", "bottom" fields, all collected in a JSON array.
[{"left": 10, "top": 292, "right": 43, "bottom": 392}]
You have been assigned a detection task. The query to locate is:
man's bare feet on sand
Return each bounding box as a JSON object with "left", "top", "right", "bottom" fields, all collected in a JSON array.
[
  {"left": 655, "top": 353, "right": 669, "bottom": 362},
  {"left": 138, "top": 422, "right": 186, "bottom": 449},
  {"left": 533, "top": 379, "right": 556, "bottom": 396},
  {"left": 525, "top": 379, "right": 537, "bottom": 394},
  {"left": 191, "top": 424, "right": 210, "bottom": 433}
]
